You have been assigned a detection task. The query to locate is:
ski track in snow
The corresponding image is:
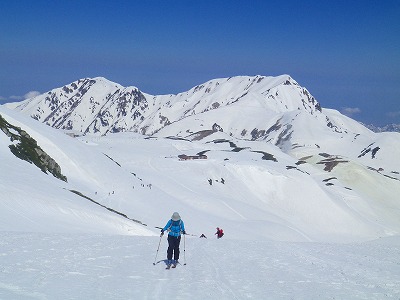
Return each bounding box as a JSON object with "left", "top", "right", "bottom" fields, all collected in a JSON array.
[
  {"left": 221, "top": 201, "right": 246, "bottom": 220},
  {"left": 0, "top": 233, "right": 399, "bottom": 300}
]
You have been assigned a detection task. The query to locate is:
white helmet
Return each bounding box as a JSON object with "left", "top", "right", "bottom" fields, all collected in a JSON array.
[{"left": 171, "top": 212, "right": 181, "bottom": 221}]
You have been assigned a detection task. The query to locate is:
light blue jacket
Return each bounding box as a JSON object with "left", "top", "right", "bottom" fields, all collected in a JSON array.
[{"left": 163, "top": 219, "right": 185, "bottom": 237}]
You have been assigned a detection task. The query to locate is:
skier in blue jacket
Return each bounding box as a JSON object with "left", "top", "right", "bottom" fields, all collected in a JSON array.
[{"left": 161, "top": 212, "right": 186, "bottom": 266}]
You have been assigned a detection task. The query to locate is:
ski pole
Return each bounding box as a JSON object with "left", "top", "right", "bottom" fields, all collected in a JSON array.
[
  {"left": 153, "top": 234, "right": 163, "bottom": 265},
  {"left": 183, "top": 233, "right": 187, "bottom": 265}
]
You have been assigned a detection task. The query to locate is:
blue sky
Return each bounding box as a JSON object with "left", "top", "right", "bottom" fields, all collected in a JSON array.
[{"left": 1, "top": 0, "right": 399, "bottom": 126}]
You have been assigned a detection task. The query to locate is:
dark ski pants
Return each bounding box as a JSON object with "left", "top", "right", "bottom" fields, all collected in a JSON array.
[{"left": 167, "top": 235, "right": 181, "bottom": 261}]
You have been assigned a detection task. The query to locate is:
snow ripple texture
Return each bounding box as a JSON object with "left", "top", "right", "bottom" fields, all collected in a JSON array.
[{"left": 0, "top": 233, "right": 399, "bottom": 300}]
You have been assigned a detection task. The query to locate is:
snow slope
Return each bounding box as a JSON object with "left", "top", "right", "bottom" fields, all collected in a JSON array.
[
  {"left": 1, "top": 106, "right": 399, "bottom": 242},
  {"left": 1, "top": 233, "right": 399, "bottom": 299},
  {"left": 1, "top": 74, "right": 400, "bottom": 298},
  {"left": 0, "top": 108, "right": 154, "bottom": 236}
]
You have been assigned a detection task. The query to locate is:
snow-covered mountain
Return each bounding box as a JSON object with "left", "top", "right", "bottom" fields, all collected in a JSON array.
[
  {"left": 6, "top": 74, "right": 400, "bottom": 181},
  {"left": 1, "top": 104, "right": 399, "bottom": 241},
  {"left": 9, "top": 75, "right": 393, "bottom": 163},
  {"left": 6, "top": 75, "right": 333, "bottom": 138},
  {"left": 1, "top": 74, "right": 400, "bottom": 243},
  {"left": 1, "top": 75, "right": 400, "bottom": 298}
]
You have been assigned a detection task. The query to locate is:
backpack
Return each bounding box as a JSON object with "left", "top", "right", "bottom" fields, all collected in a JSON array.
[{"left": 168, "top": 220, "right": 182, "bottom": 234}]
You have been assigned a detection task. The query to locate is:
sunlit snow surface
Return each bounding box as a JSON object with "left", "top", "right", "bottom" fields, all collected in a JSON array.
[
  {"left": 1, "top": 103, "right": 400, "bottom": 299},
  {"left": 0, "top": 233, "right": 399, "bottom": 299}
]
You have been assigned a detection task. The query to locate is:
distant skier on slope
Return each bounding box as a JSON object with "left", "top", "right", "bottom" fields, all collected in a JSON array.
[
  {"left": 161, "top": 212, "right": 186, "bottom": 268},
  {"left": 215, "top": 227, "right": 224, "bottom": 239}
]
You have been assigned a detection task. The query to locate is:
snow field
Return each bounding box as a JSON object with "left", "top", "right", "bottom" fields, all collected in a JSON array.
[
  {"left": 0, "top": 233, "right": 399, "bottom": 299},
  {"left": 1, "top": 104, "right": 400, "bottom": 299},
  {"left": 1, "top": 105, "right": 399, "bottom": 242}
]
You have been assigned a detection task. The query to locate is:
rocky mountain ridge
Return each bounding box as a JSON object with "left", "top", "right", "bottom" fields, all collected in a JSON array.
[
  {"left": 8, "top": 75, "right": 333, "bottom": 137},
  {"left": 5, "top": 74, "right": 400, "bottom": 172},
  {"left": 363, "top": 123, "right": 400, "bottom": 133},
  {"left": 1, "top": 74, "right": 400, "bottom": 242}
]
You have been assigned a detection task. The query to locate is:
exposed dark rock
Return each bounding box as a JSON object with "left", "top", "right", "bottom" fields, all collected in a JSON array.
[
  {"left": 367, "top": 166, "right": 400, "bottom": 181},
  {"left": 323, "top": 177, "right": 337, "bottom": 182},
  {"left": 211, "top": 102, "right": 220, "bottom": 109},
  {"left": 371, "top": 147, "right": 380, "bottom": 158},
  {"left": 212, "top": 123, "right": 223, "bottom": 132},
  {"left": 317, "top": 157, "right": 349, "bottom": 172},
  {"left": 300, "top": 155, "right": 313, "bottom": 160},
  {"left": 103, "top": 153, "right": 121, "bottom": 167},
  {"left": 252, "top": 151, "right": 278, "bottom": 162},
  {"left": 325, "top": 116, "right": 342, "bottom": 133},
  {"left": 0, "top": 114, "right": 67, "bottom": 181},
  {"left": 265, "top": 120, "right": 283, "bottom": 135},
  {"left": 197, "top": 150, "right": 209, "bottom": 156},
  {"left": 275, "top": 124, "right": 293, "bottom": 146},
  {"left": 210, "top": 139, "right": 237, "bottom": 148},
  {"left": 286, "top": 166, "right": 310, "bottom": 174},
  {"left": 211, "top": 139, "right": 230, "bottom": 144},
  {"left": 251, "top": 128, "right": 266, "bottom": 140},
  {"left": 358, "top": 143, "right": 381, "bottom": 159},
  {"left": 188, "top": 130, "right": 215, "bottom": 141}
]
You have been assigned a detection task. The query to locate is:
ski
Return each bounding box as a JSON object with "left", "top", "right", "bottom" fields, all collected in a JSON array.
[{"left": 166, "top": 260, "right": 177, "bottom": 269}]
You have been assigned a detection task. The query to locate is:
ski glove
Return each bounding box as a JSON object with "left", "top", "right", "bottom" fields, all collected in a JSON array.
[
  {"left": 160, "top": 229, "right": 164, "bottom": 236},
  {"left": 182, "top": 230, "right": 186, "bottom": 235}
]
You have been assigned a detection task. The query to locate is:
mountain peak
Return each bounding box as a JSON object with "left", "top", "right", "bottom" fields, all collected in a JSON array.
[{"left": 5, "top": 74, "right": 355, "bottom": 141}]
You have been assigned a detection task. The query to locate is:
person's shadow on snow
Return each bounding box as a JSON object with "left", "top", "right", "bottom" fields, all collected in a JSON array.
[{"left": 154, "top": 259, "right": 181, "bottom": 266}]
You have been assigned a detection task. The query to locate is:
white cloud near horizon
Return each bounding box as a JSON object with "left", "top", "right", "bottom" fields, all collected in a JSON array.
[
  {"left": 341, "top": 107, "right": 361, "bottom": 117},
  {"left": 7, "top": 91, "right": 41, "bottom": 102},
  {"left": 9, "top": 95, "right": 24, "bottom": 100},
  {"left": 24, "top": 91, "right": 41, "bottom": 99},
  {"left": 0, "top": 96, "right": 8, "bottom": 104}
]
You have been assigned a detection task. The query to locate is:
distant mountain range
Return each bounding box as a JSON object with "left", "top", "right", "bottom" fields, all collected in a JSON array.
[
  {"left": 363, "top": 123, "right": 400, "bottom": 133},
  {"left": 6, "top": 75, "right": 322, "bottom": 137},
  {"left": 1, "top": 74, "right": 399, "bottom": 242},
  {"left": 5, "top": 75, "right": 398, "bottom": 135},
  {"left": 4, "top": 75, "right": 400, "bottom": 173},
  {"left": 2, "top": 75, "right": 370, "bottom": 146}
]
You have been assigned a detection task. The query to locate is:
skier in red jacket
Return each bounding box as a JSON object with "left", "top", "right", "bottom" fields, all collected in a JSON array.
[{"left": 215, "top": 227, "right": 224, "bottom": 239}]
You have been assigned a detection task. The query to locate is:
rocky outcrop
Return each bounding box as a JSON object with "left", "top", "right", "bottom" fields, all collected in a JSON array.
[{"left": 0, "top": 114, "right": 67, "bottom": 181}]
